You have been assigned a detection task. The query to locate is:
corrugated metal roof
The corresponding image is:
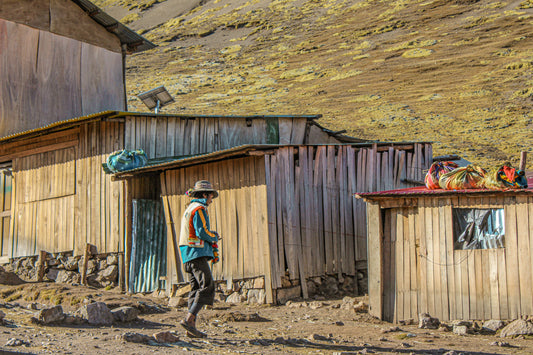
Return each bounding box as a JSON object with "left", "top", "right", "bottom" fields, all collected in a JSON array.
[
  {"left": 0, "top": 112, "right": 327, "bottom": 143},
  {"left": 113, "top": 142, "right": 434, "bottom": 179},
  {"left": 72, "top": 0, "right": 156, "bottom": 53},
  {"left": 354, "top": 175, "right": 533, "bottom": 199},
  {"left": 0, "top": 111, "right": 120, "bottom": 144}
]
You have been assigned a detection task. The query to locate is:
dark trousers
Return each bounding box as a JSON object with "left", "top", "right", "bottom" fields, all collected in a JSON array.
[{"left": 184, "top": 256, "right": 215, "bottom": 309}]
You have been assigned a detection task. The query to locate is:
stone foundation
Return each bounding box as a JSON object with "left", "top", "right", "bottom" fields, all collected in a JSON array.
[
  {"left": 171, "top": 270, "right": 368, "bottom": 306},
  {"left": 3, "top": 252, "right": 120, "bottom": 288}
]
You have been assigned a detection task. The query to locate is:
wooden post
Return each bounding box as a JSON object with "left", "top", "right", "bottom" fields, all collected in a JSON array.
[
  {"left": 118, "top": 252, "right": 124, "bottom": 290},
  {"left": 519, "top": 151, "right": 527, "bottom": 171},
  {"left": 81, "top": 243, "right": 92, "bottom": 285},
  {"left": 37, "top": 250, "right": 47, "bottom": 282}
]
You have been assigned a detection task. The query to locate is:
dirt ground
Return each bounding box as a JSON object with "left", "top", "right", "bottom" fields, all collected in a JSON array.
[{"left": 0, "top": 283, "right": 532, "bottom": 354}]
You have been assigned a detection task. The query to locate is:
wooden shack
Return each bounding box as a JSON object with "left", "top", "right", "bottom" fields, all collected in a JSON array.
[
  {"left": 356, "top": 177, "right": 533, "bottom": 322},
  {"left": 0, "top": 111, "right": 353, "bottom": 285},
  {"left": 0, "top": 0, "right": 154, "bottom": 136},
  {"left": 114, "top": 142, "right": 433, "bottom": 302}
]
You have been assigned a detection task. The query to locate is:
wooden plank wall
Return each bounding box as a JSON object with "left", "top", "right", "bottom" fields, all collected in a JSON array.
[
  {"left": 74, "top": 121, "right": 124, "bottom": 256},
  {"left": 8, "top": 121, "right": 125, "bottom": 257},
  {"left": 0, "top": 19, "right": 124, "bottom": 136},
  {"left": 124, "top": 116, "right": 309, "bottom": 158},
  {"left": 381, "top": 195, "right": 533, "bottom": 322},
  {"left": 264, "top": 143, "right": 431, "bottom": 289},
  {"left": 160, "top": 156, "right": 271, "bottom": 301}
]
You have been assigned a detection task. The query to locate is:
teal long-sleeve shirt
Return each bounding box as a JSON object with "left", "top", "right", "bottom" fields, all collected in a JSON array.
[{"left": 180, "top": 198, "right": 218, "bottom": 263}]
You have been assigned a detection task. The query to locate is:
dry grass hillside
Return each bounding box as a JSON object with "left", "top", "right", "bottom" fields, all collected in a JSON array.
[{"left": 95, "top": 0, "right": 533, "bottom": 169}]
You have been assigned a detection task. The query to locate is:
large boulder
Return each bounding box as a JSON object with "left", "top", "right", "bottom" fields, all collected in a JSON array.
[
  {"left": 38, "top": 305, "right": 65, "bottom": 324},
  {"left": 276, "top": 286, "right": 301, "bottom": 304},
  {"left": 247, "top": 289, "right": 266, "bottom": 304},
  {"left": 111, "top": 306, "right": 139, "bottom": 322},
  {"left": 78, "top": 302, "right": 114, "bottom": 325},
  {"left": 55, "top": 270, "right": 80, "bottom": 284},
  {"left": 500, "top": 319, "right": 533, "bottom": 338},
  {"left": 62, "top": 256, "right": 80, "bottom": 271},
  {"left": 418, "top": 313, "right": 440, "bottom": 329},
  {"left": 0, "top": 266, "right": 25, "bottom": 285},
  {"left": 97, "top": 265, "right": 118, "bottom": 282}
]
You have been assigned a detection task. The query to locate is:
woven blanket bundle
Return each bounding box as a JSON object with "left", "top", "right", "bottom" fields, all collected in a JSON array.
[
  {"left": 425, "top": 161, "right": 459, "bottom": 189},
  {"left": 438, "top": 165, "right": 487, "bottom": 190}
]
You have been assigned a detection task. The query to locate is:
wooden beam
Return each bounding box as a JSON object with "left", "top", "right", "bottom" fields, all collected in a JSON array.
[
  {"left": 519, "top": 151, "right": 527, "bottom": 171},
  {"left": 37, "top": 250, "right": 48, "bottom": 282}
]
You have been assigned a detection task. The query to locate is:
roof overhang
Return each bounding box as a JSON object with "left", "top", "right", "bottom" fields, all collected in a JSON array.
[{"left": 72, "top": 0, "right": 156, "bottom": 53}]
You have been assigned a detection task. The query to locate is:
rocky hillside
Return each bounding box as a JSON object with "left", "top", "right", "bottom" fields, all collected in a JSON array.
[{"left": 95, "top": 0, "right": 532, "bottom": 168}]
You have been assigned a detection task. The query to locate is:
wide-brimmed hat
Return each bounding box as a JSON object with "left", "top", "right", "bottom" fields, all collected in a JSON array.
[{"left": 186, "top": 180, "right": 219, "bottom": 198}]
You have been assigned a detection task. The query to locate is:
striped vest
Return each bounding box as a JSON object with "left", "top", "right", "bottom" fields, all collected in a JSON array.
[{"left": 179, "top": 202, "right": 205, "bottom": 248}]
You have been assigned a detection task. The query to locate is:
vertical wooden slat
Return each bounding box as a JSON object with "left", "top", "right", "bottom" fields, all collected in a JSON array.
[
  {"left": 313, "top": 147, "right": 325, "bottom": 276},
  {"left": 438, "top": 199, "right": 449, "bottom": 320},
  {"left": 367, "top": 201, "right": 382, "bottom": 319},
  {"left": 265, "top": 155, "right": 280, "bottom": 296},
  {"left": 396, "top": 208, "right": 405, "bottom": 321},
  {"left": 417, "top": 198, "right": 428, "bottom": 316},
  {"left": 505, "top": 196, "right": 520, "bottom": 319},
  {"left": 424, "top": 198, "right": 435, "bottom": 317},
  {"left": 516, "top": 195, "right": 531, "bottom": 316},
  {"left": 443, "top": 200, "right": 455, "bottom": 321},
  {"left": 408, "top": 207, "right": 418, "bottom": 320}
]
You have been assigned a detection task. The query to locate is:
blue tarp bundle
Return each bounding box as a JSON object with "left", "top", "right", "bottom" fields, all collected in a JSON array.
[{"left": 102, "top": 149, "right": 148, "bottom": 174}]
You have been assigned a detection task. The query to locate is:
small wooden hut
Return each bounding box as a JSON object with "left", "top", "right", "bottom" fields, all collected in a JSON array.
[
  {"left": 0, "top": 0, "right": 154, "bottom": 136},
  {"left": 114, "top": 142, "right": 433, "bottom": 302},
  {"left": 356, "top": 177, "right": 533, "bottom": 322},
  {"left": 0, "top": 111, "right": 354, "bottom": 284}
]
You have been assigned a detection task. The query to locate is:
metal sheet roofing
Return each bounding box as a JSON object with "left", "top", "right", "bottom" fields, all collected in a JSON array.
[
  {"left": 355, "top": 175, "right": 533, "bottom": 199},
  {"left": 72, "top": 0, "right": 156, "bottom": 53},
  {"left": 0, "top": 112, "right": 325, "bottom": 144}
]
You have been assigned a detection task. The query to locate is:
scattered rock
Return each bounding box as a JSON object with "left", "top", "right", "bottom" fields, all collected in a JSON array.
[
  {"left": 418, "top": 313, "right": 440, "bottom": 329},
  {"left": 55, "top": 270, "right": 81, "bottom": 284},
  {"left": 78, "top": 302, "right": 114, "bottom": 325},
  {"left": 64, "top": 314, "right": 86, "bottom": 325},
  {"left": 45, "top": 268, "right": 60, "bottom": 281},
  {"left": 0, "top": 266, "right": 25, "bottom": 285},
  {"left": 335, "top": 321, "right": 344, "bottom": 326},
  {"left": 307, "top": 333, "right": 330, "bottom": 341},
  {"left": 483, "top": 319, "right": 505, "bottom": 332},
  {"left": 219, "top": 311, "right": 268, "bottom": 322},
  {"left": 168, "top": 296, "right": 187, "bottom": 308},
  {"left": 27, "top": 303, "right": 39, "bottom": 310},
  {"left": 0, "top": 310, "right": 5, "bottom": 322},
  {"left": 381, "top": 326, "right": 401, "bottom": 333},
  {"left": 174, "top": 284, "right": 191, "bottom": 298},
  {"left": 226, "top": 292, "right": 246, "bottom": 304},
  {"left": 37, "top": 305, "right": 65, "bottom": 324},
  {"left": 353, "top": 301, "right": 368, "bottom": 313},
  {"left": 490, "top": 341, "right": 513, "bottom": 347},
  {"left": 277, "top": 285, "right": 301, "bottom": 304},
  {"left": 342, "top": 296, "right": 356, "bottom": 304},
  {"left": 153, "top": 331, "right": 180, "bottom": 343},
  {"left": 247, "top": 289, "right": 266, "bottom": 304},
  {"left": 107, "top": 254, "right": 119, "bottom": 266},
  {"left": 453, "top": 325, "right": 472, "bottom": 336},
  {"left": 111, "top": 306, "right": 140, "bottom": 322},
  {"left": 62, "top": 256, "right": 80, "bottom": 271},
  {"left": 500, "top": 319, "right": 533, "bottom": 338},
  {"left": 97, "top": 265, "right": 118, "bottom": 282},
  {"left": 122, "top": 332, "right": 153, "bottom": 344},
  {"left": 308, "top": 301, "right": 324, "bottom": 309},
  {"left": 6, "top": 338, "right": 27, "bottom": 346}
]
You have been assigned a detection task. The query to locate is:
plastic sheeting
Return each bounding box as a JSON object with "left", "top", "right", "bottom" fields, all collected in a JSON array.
[
  {"left": 453, "top": 208, "right": 505, "bottom": 250},
  {"left": 129, "top": 199, "right": 167, "bottom": 293}
]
